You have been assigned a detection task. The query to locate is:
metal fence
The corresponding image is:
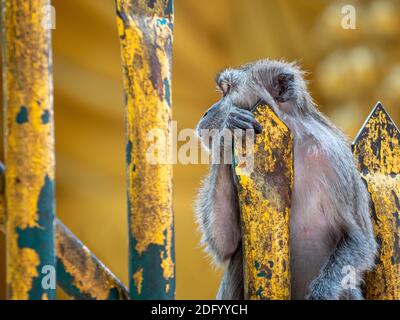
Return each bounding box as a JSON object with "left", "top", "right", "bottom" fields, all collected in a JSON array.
[
  {"left": 0, "top": 0, "right": 398, "bottom": 300},
  {"left": 0, "top": 0, "right": 174, "bottom": 300},
  {"left": 235, "top": 102, "right": 400, "bottom": 300}
]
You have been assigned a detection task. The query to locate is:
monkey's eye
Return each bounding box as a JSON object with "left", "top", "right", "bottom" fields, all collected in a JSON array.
[{"left": 217, "top": 81, "right": 230, "bottom": 96}]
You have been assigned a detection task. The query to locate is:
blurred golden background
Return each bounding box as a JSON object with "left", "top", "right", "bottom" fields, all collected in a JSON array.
[{"left": 0, "top": 0, "right": 399, "bottom": 299}]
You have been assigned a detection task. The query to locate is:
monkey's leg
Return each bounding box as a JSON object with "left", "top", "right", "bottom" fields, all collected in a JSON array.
[
  {"left": 196, "top": 164, "right": 242, "bottom": 264},
  {"left": 307, "top": 229, "right": 376, "bottom": 300},
  {"left": 216, "top": 246, "right": 244, "bottom": 300}
]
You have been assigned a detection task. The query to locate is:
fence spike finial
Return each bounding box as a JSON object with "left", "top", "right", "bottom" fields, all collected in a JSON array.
[{"left": 353, "top": 102, "right": 400, "bottom": 300}]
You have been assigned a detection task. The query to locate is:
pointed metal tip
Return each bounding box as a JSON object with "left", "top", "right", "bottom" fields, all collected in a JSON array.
[
  {"left": 374, "top": 101, "right": 385, "bottom": 112},
  {"left": 352, "top": 101, "right": 399, "bottom": 146}
]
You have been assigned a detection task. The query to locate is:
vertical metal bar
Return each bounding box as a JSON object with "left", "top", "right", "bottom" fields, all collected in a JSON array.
[
  {"left": 352, "top": 102, "right": 400, "bottom": 300},
  {"left": 234, "top": 103, "right": 293, "bottom": 300},
  {"left": 1, "top": 0, "right": 56, "bottom": 299},
  {"left": 115, "top": 0, "right": 175, "bottom": 299}
]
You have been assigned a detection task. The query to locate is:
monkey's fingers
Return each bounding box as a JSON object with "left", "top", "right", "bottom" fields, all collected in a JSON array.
[
  {"left": 227, "top": 117, "right": 254, "bottom": 131},
  {"left": 230, "top": 111, "right": 263, "bottom": 134}
]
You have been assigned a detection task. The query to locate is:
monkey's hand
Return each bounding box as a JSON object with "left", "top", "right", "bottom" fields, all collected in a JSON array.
[{"left": 225, "top": 106, "right": 263, "bottom": 134}]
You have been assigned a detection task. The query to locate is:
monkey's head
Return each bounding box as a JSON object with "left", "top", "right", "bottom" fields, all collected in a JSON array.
[{"left": 196, "top": 59, "right": 316, "bottom": 135}]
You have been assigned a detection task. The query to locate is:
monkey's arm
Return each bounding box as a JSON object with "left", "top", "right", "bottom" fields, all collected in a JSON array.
[
  {"left": 196, "top": 105, "right": 261, "bottom": 265},
  {"left": 196, "top": 163, "right": 242, "bottom": 265},
  {"left": 308, "top": 226, "right": 376, "bottom": 300}
]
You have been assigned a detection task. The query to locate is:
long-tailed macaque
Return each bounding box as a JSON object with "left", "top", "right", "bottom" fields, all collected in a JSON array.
[{"left": 195, "top": 60, "right": 377, "bottom": 300}]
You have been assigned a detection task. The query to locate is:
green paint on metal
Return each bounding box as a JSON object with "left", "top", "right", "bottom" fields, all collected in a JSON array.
[
  {"left": 163, "top": 78, "right": 171, "bottom": 107},
  {"left": 16, "top": 106, "right": 28, "bottom": 124},
  {"left": 56, "top": 258, "right": 93, "bottom": 300},
  {"left": 2, "top": 0, "right": 56, "bottom": 299},
  {"left": 164, "top": 0, "right": 173, "bottom": 15},
  {"left": 41, "top": 110, "right": 50, "bottom": 124},
  {"left": 129, "top": 231, "right": 176, "bottom": 300},
  {"left": 0, "top": 163, "right": 129, "bottom": 300},
  {"left": 126, "top": 140, "right": 133, "bottom": 165},
  {"left": 15, "top": 175, "right": 56, "bottom": 299}
]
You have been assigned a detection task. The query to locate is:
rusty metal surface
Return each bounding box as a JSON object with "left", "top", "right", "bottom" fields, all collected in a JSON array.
[
  {"left": 1, "top": 0, "right": 56, "bottom": 300},
  {"left": 115, "top": 0, "right": 175, "bottom": 299},
  {"left": 0, "top": 164, "right": 128, "bottom": 300},
  {"left": 55, "top": 221, "right": 129, "bottom": 300},
  {"left": 234, "top": 103, "right": 293, "bottom": 300},
  {"left": 353, "top": 102, "right": 400, "bottom": 300}
]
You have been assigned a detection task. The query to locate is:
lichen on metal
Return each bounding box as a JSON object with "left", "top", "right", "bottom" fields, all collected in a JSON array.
[
  {"left": 1, "top": 0, "right": 56, "bottom": 300},
  {"left": 0, "top": 212, "right": 128, "bottom": 299},
  {"left": 115, "top": 0, "right": 175, "bottom": 299},
  {"left": 55, "top": 221, "right": 129, "bottom": 300},
  {"left": 352, "top": 102, "right": 400, "bottom": 300},
  {"left": 234, "top": 103, "right": 293, "bottom": 300}
]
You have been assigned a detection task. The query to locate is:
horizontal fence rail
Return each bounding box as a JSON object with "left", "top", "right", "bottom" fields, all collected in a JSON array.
[{"left": 115, "top": 0, "right": 175, "bottom": 299}]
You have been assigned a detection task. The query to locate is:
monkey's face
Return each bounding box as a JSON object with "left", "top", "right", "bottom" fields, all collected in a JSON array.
[{"left": 196, "top": 59, "right": 313, "bottom": 138}]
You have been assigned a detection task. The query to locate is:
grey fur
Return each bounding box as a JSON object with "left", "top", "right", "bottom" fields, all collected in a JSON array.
[{"left": 195, "top": 59, "right": 377, "bottom": 300}]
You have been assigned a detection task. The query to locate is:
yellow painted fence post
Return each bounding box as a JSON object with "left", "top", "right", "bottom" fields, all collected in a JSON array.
[
  {"left": 234, "top": 102, "right": 293, "bottom": 300},
  {"left": 1, "top": 0, "right": 56, "bottom": 299},
  {"left": 115, "top": 0, "right": 175, "bottom": 299},
  {"left": 353, "top": 102, "right": 400, "bottom": 299}
]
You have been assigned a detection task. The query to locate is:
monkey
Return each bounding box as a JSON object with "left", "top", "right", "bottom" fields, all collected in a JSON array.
[{"left": 194, "top": 59, "right": 378, "bottom": 300}]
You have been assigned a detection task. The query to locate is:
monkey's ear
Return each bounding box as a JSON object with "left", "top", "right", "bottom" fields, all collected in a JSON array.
[{"left": 272, "top": 73, "right": 295, "bottom": 103}]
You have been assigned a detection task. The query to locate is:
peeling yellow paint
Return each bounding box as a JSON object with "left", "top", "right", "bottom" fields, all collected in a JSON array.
[
  {"left": 8, "top": 248, "right": 40, "bottom": 300},
  {"left": 116, "top": 0, "right": 175, "bottom": 289},
  {"left": 363, "top": 174, "right": 400, "bottom": 299},
  {"left": 133, "top": 268, "right": 144, "bottom": 296},
  {"left": 353, "top": 105, "right": 400, "bottom": 300},
  {"left": 56, "top": 222, "right": 129, "bottom": 300},
  {"left": 160, "top": 227, "right": 174, "bottom": 281},
  {"left": 2, "top": 0, "right": 55, "bottom": 300},
  {"left": 235, "top": 105, "right": 293, "bottom": 300}
]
